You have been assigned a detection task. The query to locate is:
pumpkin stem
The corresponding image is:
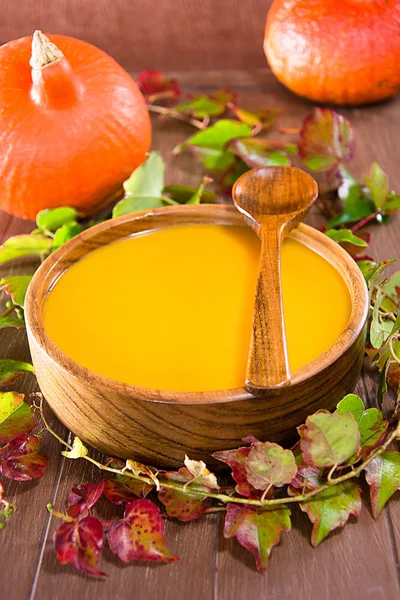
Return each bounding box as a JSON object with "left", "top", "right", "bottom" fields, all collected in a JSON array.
[{"left": 30, "top": 30, "right": 64, "bottom": 69}]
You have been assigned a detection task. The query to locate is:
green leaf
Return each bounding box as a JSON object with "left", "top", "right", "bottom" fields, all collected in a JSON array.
[
  {"left": 325, "top": 229, "right": 368, "bottom": 247},
  {"left": 36, "top": 207, "right": 80, "bottom": 233},
  {"left": 113, "top": 152, "right": 166, "bottom": 217},
  {"left": 163, "top": 184, "right": 217, "bottom": 204},
  {"left": 173, "top": 96, "right": 225, "bottom": 118},
  {"left": 336, "top": 394, "right": 387, "bottom": 453},
  {"left": 123, "top": 152, "right": 165, "bottom": 198},
  {"left": 362, "top": 259, "right": 397, "bottom": 299},
  {"left": 370, "top": 288, "right": 392, "bottom": 349},
  {"left": 383, "top": 191, "right": 400, "bottom": 214},
  {"left": 363, "top": 162, "right": 389, "bottom": 210},
  {"left": 188, "top": 146, "right": 237, "bottom": 172},
  {"left": 299, "top": 411, "right": 360, "bottom": 467},
  {"left": 229, "top": 138, "right": 291, "bottom": 168},
  {"left": 245, "top": 442, "right": 297, "bottom": 489},
  {"left": 0, "top": 235, "right": 52, "bottom": 266},
  {"left": 0, "top": 359, "right": 34, "bottom": 388},
  {"left": 299, "top": 481, "right": 362, "bottom": 546},
  {"left": 299, "top": 108, "right": 354, "bottom": 172},
  {"left": 364, "top": 451, "right": 400, "bottom": 518},
  {"left": 0, "top": 391, "right": 35, "bottom": 443},
  {"left": 0, "top": 316, "right": 25, "bottom": 330},
  {"left": 183, "top": 120, "right": 252, "bottom": 150},
  {"left": 229, "top": 106, "right": 280, "bottom": 131},
  {"left": 377, "top": 359, "right": 389, "bottom": 405},
  {"left": 186, "top": 178, "right": 211, "bottom": 205},
  {"left": 0, "top": 275, "right": 32, "bottom": 307},
  {"left": 62, "top": 437, "right": 88, "bottom": 459},
  {"left": 52, "top": 221, "right": 82, "bottom": 252},
  {"left": 224, "top": 504, "right": 291, "bottom": 573}
]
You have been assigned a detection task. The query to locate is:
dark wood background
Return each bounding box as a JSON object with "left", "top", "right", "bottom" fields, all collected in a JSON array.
[
  {"left": 1, "top": 0, "right": 273, "bottom": 71},
  {"left": 0, "top": 3, "right": 400, "bottom": 599}
]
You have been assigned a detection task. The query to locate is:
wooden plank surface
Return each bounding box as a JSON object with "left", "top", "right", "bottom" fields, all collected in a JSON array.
[
  {"left": 1, "top": 1, "right": 273, "bottom": 71},
  {"left": 0, "top": 70, "right": 399, "bottom": 600}
]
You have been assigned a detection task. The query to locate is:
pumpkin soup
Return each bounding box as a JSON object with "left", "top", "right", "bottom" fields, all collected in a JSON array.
[{"left": 43, "top": 224, "right": 351, "bottom": 392}]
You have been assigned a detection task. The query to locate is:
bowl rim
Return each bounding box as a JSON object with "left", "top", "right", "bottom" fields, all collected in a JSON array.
[{"left": 25, "top": 204, "right": 368, "bottom": 405}]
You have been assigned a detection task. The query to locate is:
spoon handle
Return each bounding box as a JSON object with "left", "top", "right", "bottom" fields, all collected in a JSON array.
[{"left": 246, "top": 216, "right": 291, "bottom": 392}]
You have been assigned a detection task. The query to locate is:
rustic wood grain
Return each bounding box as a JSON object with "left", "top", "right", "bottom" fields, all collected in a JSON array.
[
  {"left": 1, "top": 1, "right": 274, "bottom": 72},
  {"left": 232, "top": 166, "right": 318, "bottom": 390},
  {"left": 0, "top": 71, "right": 399, "bottom": 600}
]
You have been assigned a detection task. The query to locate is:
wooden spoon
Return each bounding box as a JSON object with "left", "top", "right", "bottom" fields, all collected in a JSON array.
[{"left": 232, "top": 166, "right": 318, "bottom": 393}]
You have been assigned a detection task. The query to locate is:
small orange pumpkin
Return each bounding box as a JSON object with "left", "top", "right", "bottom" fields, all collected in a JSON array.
[
  {"left": 0, "top": 31, "right": 151, "bottom": 220},
  {"left": 264, "top": 0, "right": 400, "bottom": 106}
]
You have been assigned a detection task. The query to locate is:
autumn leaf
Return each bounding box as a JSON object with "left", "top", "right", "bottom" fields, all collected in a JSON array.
[
  {"left": 0, "top": 391, "right": 35, "bottom": 443},
  {"left": 299, "top": 481, "right": 362, "bottom": 547},
  {"left": 124, "top": 459, "right": 160, "bottom": 490},
  {"left": 245, "top": 442, "right": 297, "bottom": 490},
  {"left": 173, "top": 96, "right": 225, "bottom": 119},
  {"left": 138, "top": 70, "right": 181, "bottom": 103},
  {"left": 107, "top": 499, "right": 179, "bottom": 564},
  {"left": 224, "top": 504, "right": 291, "bottom": 573},
  {"left": 62, "top": 437, "right": 88, "bottom": 459},
  {"left": 299, "top": 108, "right": 354, "bottom": 172},
  {"left": 289, "top": 466, "right": 323, "bottom": 492},
  {"left": 0, "top": 276, "right": 32, "bottom": 308},
  {"left": 66, "top": 481, "right": 105, "bottom": 519},
  {"left": 228, "top": 104, "right": 280, "bottom": 133},
  {"left": 0, "top": 434, "right": 48, "bottom": 481},
  {"left": 36, "top": 207, "right": 80, "bottom": 234},
  {"left": 184, "top": 455, "right": 219, "bottom": 489},
  {"left": 158, "top": 467, "right": 208, "bottom": 521},
  {"left": 103, "top": 475, "right": 153, "bottom": 505},
  {"left": 212, "top": 88, "right": 237, "bottom": 104},
  {"left": 336, "top": 394, "right": 387, "bottom": 455},
  {"left": 113, "top": 152, "right": 166, "bottom": 217},
  {"left": 299, "top": 411, "right": 360, "bottom": 467},
  {"left": 0, "top": 234, "right": 52, "bottom": 265},
  {"left": 229, "top": 138, "right": 291, "bottom": 168},
  {"left": 364, "top": 451, "right": 400, "bottom": 518},
  {"left": 213, "top": 446, "right": 260, "bottom": 498},
  {"left": 53, "top": 516, "right": 106, "bottom": 577}
]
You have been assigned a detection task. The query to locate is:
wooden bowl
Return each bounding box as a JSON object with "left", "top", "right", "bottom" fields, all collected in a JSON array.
[{"left": 25, "top": 205, "right": 368, "bottom": 467}]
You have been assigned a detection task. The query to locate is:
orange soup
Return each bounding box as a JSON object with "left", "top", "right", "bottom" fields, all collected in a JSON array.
[{"left": 43, "top": 225, "right": 351, "bottom": 392}]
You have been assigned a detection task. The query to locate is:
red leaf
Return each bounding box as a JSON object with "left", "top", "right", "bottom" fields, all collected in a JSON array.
[
  {"left": 212, "top": 447, "right": 259, "bottom": 498},
  {"left": 138, "top": 70, "right": 181, "bottom": 103},
  {"left": 224, "top": 504, "right": 291, "bottom": 573},
  {"left": 289, "top": 466, "right": 323, "bottom": 492},
  {"left": 66, "top": 481, "right": 105, "bottom": 519},
  {"left": 158, "top": 467, "right": 207, "bottom": 521},
  {"left": 54, "top": 516, "right": 106, "bottom": 577},
  {"left": 103, "top": 476, "right": 153, "bottom": 505},
  {"left": 211, "top": 88, "right": 238, "bottom": 104},
  {"left": 299, "top": 108, "right": 354, "bottom": 172},
  {"left": 0, "top": 434, "right": 48, "bottom": 481},
  {"left": 0, "top": 480, "right": 3, "bottom": 503},
  {"left": 107, "top": 499, "right": 179, "bottom": 564}
]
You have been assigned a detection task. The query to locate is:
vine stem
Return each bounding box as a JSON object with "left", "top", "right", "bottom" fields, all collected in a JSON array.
[
  {"left": 0, "top": 305, "right": 16, "bottom": 319},
  {"left": 36, "top": 397, "right": 400, "bottom": 510},
  {"left": 148, "top": 104, "right": 206, "bottom": 129},
  {"left": 351, "top": 210, "right": 380, "bottom": 232}
]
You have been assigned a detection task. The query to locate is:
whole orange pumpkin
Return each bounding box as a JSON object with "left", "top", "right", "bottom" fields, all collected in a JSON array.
[
  {"left": 0, "top": 31, "right": 151, "bottom": 220},
  {"left": 264, "top": 0, "right": 400, "bottom": 105}
]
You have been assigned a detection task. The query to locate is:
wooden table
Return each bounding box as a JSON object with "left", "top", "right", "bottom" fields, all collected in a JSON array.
[{"left": 1, "top": 70, "right": 399, "bottom": 600}]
